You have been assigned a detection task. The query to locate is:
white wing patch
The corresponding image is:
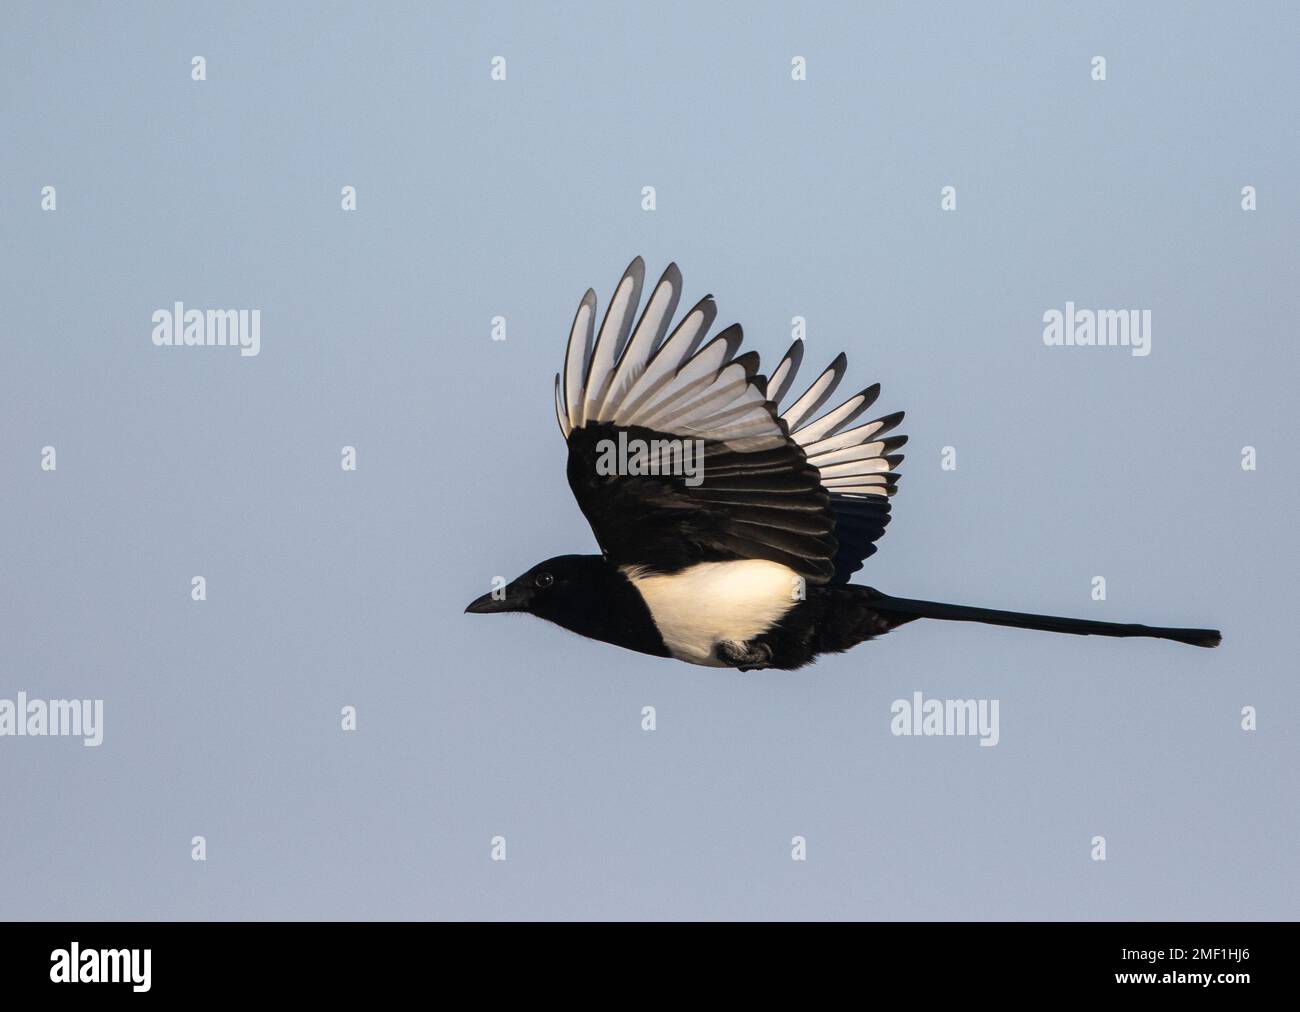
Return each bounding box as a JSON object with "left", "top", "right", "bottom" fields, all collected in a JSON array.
[
  {"left": 555, "top": 258, "right": 906, "bottom": 500},
  {"left": 771, "top": 343, "right": 906, "bottom": 499},
  {"left": 555, "top": 258, "right": 785, "bottom": 453}
]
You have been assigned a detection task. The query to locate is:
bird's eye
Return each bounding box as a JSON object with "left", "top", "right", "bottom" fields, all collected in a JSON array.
[{"left": 535, "top": 572, "right": 554, "bottom": 589}]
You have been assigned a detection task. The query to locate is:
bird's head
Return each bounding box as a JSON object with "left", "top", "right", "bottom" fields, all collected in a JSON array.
[{"left": 464, "top": 554, "right": 614, "bottom": 625}]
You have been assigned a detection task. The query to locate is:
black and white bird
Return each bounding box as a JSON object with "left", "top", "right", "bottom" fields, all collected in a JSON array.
[{"left": 466, "top": 258, "right": 1221, "bottom": 669}]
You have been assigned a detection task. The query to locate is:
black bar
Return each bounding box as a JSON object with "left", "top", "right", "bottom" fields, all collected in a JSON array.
[{"left": 0, "top": 921, "right": 1274, "bottom": 997}]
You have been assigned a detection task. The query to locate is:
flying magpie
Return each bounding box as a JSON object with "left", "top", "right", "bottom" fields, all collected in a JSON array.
[{"left": 466, "top": 258, "right": 1221, "bottom": 670}]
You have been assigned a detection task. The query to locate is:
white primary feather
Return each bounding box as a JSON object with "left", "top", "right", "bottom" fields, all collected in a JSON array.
[
  {"left": 593, "top": 262, "right": 682, "bottom": 423},
  {"left": 561, "top": 290, "right": 596, "bottom": 432},
  {"left": 557, "top": 261, "right": 904, "bottom": 496},
  {"left": 581, "top": 258, "right": 644, "bottom": 424},
  {"left": 765, "top": 341, "right": 803, "bottom": 407},
  {"left": 615, "top": 301, "right": 715, "bottom": 422},
  {"left": 559, "top": 262, "right": 786, "bottom": 452},
  {"left": 781, "top": 357, "right": 844, "bottom": 431},
  {"left": 773, "top": 342, "right": 904, "bottom": 500}
]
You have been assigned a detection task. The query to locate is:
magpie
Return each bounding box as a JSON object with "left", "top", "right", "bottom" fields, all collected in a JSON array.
[{"left": 466, "top": 258, "right": 1221, "bottom": 670}]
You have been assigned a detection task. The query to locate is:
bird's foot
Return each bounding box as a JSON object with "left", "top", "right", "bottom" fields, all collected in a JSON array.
[{"left": 715, "top": 639, "right": 773, "bottom": 671}]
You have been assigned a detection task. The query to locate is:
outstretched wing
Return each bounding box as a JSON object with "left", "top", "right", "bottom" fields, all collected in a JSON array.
[
  {"left": 766, "top": 342, "right": 906, "bottom": 582},
  {"left": 556, "top": 258, "right": 904, "bottom": 584}
]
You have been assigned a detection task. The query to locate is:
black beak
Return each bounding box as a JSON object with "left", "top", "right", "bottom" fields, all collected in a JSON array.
[{"left": 464, "top": 590, "right": 524, "bottom": 614}]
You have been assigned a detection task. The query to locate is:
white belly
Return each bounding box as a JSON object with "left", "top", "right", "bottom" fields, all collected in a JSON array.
[{"left": 621, "top": 560, "right": 801, "bottom": 666}]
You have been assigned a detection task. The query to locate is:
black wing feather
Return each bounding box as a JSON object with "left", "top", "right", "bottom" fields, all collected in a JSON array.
[
  {"left": 556, "top": 262, "right": 909, "bottom": 587},
  {"left": 566, "top": 423, "right": 836, "bottom": 582}
]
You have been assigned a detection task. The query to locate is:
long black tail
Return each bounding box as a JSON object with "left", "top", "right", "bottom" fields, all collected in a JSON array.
[{"left": 867, "top": 590, "right": 1221, "bottom": 648}]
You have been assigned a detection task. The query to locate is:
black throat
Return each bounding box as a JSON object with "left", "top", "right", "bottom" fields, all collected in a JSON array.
[{"left": 534, "top": 557, "right": 669, "bottom": 659}]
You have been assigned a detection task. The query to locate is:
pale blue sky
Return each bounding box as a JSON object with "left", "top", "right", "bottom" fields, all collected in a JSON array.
[{"left": 1, "top": 1, "right": 1296, "bottom": 919}]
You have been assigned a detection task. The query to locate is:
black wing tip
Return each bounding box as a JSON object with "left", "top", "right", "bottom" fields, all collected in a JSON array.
[
  {"left": 713, "top": 322, "right": 744, "bottom": 350},
  {"left": 683, "top": 293, "right": 718, "bottom": 319},
  {"left": 732, "top": 350, "right": 761, "bottom": 376},
  {"left": 873, "top": 410, "right": 906, "bottom": 434}
]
